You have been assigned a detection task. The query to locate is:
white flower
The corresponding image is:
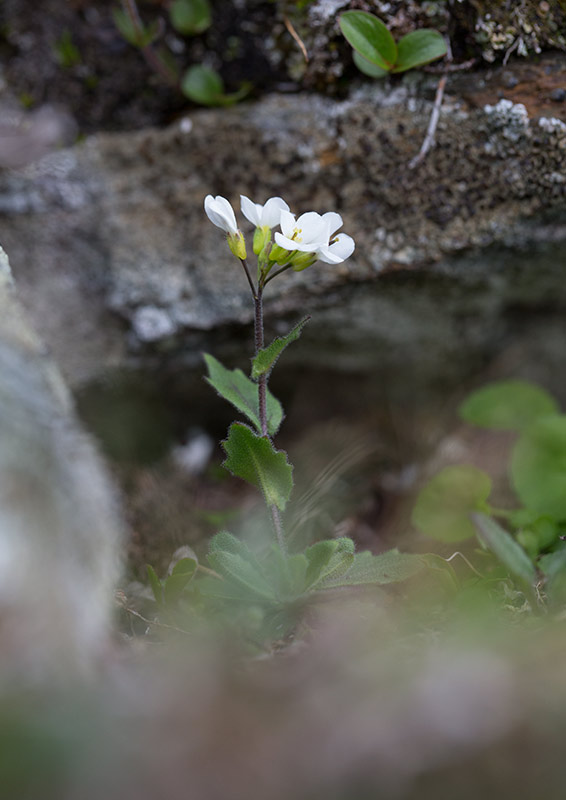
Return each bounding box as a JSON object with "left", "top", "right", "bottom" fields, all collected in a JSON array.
[
  {"left": 240, "top": 195, "right": 290, "bottom": 229},
  {"left": 275, "top": 209, "right": 355, "bottom": 264},
  {"left": 204, "top": 195, "right": 238, "bottom": 235}
]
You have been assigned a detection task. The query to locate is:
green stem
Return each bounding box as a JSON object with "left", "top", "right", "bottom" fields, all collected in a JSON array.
[
  {"left": 121, "top": 0, "right": 179, "bottom": 87},
  {"left": 253, "top": 282, "right": 287, "bottom": 557},
  {"left": 264, "top": 263, "right": 293, "bottom": 285}
]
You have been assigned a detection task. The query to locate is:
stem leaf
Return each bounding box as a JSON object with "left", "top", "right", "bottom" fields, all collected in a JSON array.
[
  {"left": 472, "top": 512, "right": 536, "bottom": 588},
  {"left": 222, "top": 423, "right": 293, "bottom": 511},
  {"left": 204, "top": 354, "right": 283, "bottom": 436},
  {"left": 305, "top": 537, "right": 355, "bottom": 589},
  {"left": 251, "top": 316, "right": 310, "bottom": 380}
]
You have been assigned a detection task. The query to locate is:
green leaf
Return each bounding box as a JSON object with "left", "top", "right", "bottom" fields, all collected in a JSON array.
[
  {"left": 270, "top": 550, "right": 308, "bottom": 599},
  {"left": 323, "top": 549, "right": 424, "bottom": 588},
  {"left": 207, "top": 550, "right": 276, "bottom": 601},
  {"left": 392, "top": 29, "right": 447, "bottom": 73},
  {"left": 209, "top": 531, "right": 264, "bottom": 573},
  {"left": 511, "top": 414, "right": 566, "bottom": 519},
  {"left": 170, "top": 0, "right": 211, "bottom": 35},
  {"left": 222, "top": 423, "right": 293, "bottom": 510},
  {"left": 304, "top": 537, "right": 355, "bottom": 589},
  {"left": 146, "top": 564, "right": 163, "bottom": 606},
  {"left": 472, "top": 512, "right": 536, "bottom": 588},
  {"left": 112, "top": 7, "right": 142, "bottom": 46},
  {"left": 459, "top": 380, "right": 559, "bottom": 431},
  {"left": 204, "top": 354, "right": 283, "bottom": 437},
  {"left": 339, "top": 11, "right": 397, "bottom": 71},
  {"left": 139, "top": 19, "right": 162, "bottom": 48},
  {"left": 539, "top": 548, "right": 566, "bottom": 605},
  {"left": 163, "top": 558, "right": 198, "bottom": 604},
  {"left": 412, "top": 465, "right": 492, "bottom": 542},
  {"left": 251, "top": 317, "right": 310, "bottom": 380},
  {"left": 181, "top": 65, "right": 224, "bottom": 106},
  {"left": 353, "top": 50, "right": 389, "bottom": 79}
]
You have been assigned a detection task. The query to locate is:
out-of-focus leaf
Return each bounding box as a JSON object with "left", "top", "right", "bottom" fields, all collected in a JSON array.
[
  {"left": 472, "top": 512, "right": 536, "bottom": 588},
  {"left": 322, "top": 549, "right": 424, "bottom": 588},
  {"left": 459, "top": 380, "right": 559, "bottom": 431},
  {"left": 412, "top": 465, "right": 492, "bottom": 542},
  {"left": 511, "top": 414, "right": 566, "bottom": 519}
]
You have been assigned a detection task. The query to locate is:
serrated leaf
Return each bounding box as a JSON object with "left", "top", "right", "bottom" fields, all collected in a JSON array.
[
  {"left": 163, "top": 558, "right": 197, "bottom": 605},
  {"left": 181, "top": 65, "right": 224, "bottom": 105},
  {"left": 392, "top": 29, "right": 447, "bottom": 73},
  {"left": 251, "top": 317, "right": 310, "bottom": 380},
  {"left": 472, "top": 512, "right": 535, "bottom": 588},
  {"left": 204, "top": 354, "right": 283, "bottom": 436},
  {"left": 412, "top": 465, "right": 492, "bottom": 542},
  {"left": 146, "top": 564, "right": 163, "bottom": 606},
  {"left": 459, "top": 380, "right": 559, "bottom": 431},
  {"left": 222, "top": 423, "right": 293, "bottom": 510},
  {"left": 209, "top": 531, "right": 264, "bottom": 573},
  {"left": 170, "top": 0, "right": 211, "bottom": 35},
  {"left": 511, "top": 414, "right": 566, "bottom": 519},
  {"left": 305, "top": 537, "right": 355, "bottom": 589},
  {"left": 339, "top": 11, "right": 397, "bottom": 71},
  {"left": 323, "top": 549, "right": 424, "bottom": 588},
  {"left": 207, "top": 550, "right": 275, "bottom": 601},
  {"left": 353, "top": 50, "right": 389, "bottom": 79}
]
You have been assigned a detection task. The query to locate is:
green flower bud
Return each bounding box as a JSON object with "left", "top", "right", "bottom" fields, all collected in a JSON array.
[
  {"left": 227, "top": 231, "right": 247, "bottom": 260},
  {"left": 253, "top": 226, "right": 271, "bottom": 256},
  {"left": 269, "top": 244, "right": 292, "bottom": 265},
  {"left": 290, "top": 251, "right": 317, "bottom": 272}
]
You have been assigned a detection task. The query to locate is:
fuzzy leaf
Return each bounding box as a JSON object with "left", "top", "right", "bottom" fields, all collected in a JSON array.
[
  {"left": 181, "top": 65, "right": 224, "bottom": 105},
  {"left": 511, "top": 414, "right": 566, "bottom": 518},
  {"left": 392, "top": 29, "right": 447, "bottom": 73},
  {"left": 146, "top": 564, "right": 163, "bottom": 606},
  {"left": 270, "top": 550, "right": 308, "bottom": 599},
  {"left": 112, "top": 7, "right": 141, "bottom": 46},
  {"left": 339, "top": 11, "right": 397, "bottom": 71},
  {"left": 472, "top": 512, "right": 535, "bottom": 588},
  {"left": 251, "top": 317, "right": 310, "bottom": 380},
  {"left": 323, "top": 549, "right": 424, "bottom": 588},
  {"left": 412, "top": 465, "right": 492, "bottom": 542},
  {"left": 353, "top": 50, "right": 389, "bottom": 78},
  {"left": 207, "top": 550, "right": 275, "bottom": 601},
  {"left": 305, "top": 537, "right": 355, "bottom": 589},
  {"left": 163, "top": 558, "right": 197, "bottom": 604},
  {"left": 459, "top": 380, "right": 559, "bottom": 431},
  {"left": 222, "top": 423, "right": 293, "bottom": 510},
  {"left": 204, "top": 354, "right": 283, "bottom": 436},
  {"left": 170, "top": 0, "right": 211, "bottom": 35}
]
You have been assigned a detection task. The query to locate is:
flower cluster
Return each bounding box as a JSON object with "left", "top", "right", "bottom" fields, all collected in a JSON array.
[{"left": 204, "top": 194, "right": 355, "bottom": 274}]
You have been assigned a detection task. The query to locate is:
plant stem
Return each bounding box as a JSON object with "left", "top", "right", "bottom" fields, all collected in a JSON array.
[
  {"left": 254, "top": 281, "right": 288, "bottom": 557},
  {"left": 264, "top": 263, "right": 293, "bottom": 285},
  {"left": 121, "top": 0, "right": 179, "bottom": 87},
  {"left": 239, "top": 258, "right": 256, "bottom": 299}
]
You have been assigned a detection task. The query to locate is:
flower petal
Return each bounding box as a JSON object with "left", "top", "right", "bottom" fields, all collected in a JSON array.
[
  {"left": 279, "top": 209, "right": 297, "bottom": 238},
  {"left": 274, "top": 232, "right": 297, "bottom": 251},
  {"left": 294, "top": 212, "right": 327, "bottom": 243},
  {"left": 317, "top": 233, "right": 355, "bottom": 264},
  {"left": 240, "top": 195, "right": 261, "bottom": 227},
  {"left": 261, "top": 197, "right": 290, "bottom": 228},
  {"left": 204, "top": 195, "right": 238, "bottom": 234},
  {"left": 321, "top": 212, "right": 343, "bottom": 237}
]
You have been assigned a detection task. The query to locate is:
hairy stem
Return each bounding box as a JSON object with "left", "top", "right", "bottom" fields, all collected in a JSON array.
[{"left": 254, "top": 283, "right": 287, "bottom": 556}]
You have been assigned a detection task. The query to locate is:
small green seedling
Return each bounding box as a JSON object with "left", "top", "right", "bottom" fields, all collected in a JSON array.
[
  {"left": 412, "top": 379, "right": 566, "bottom": 608},
  {"left": 339, "top": 11, "right": 447, "bottom": 78}
]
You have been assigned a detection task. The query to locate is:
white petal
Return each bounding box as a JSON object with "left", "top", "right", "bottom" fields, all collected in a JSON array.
[
  {"left": 204, "top": 195, "right": 238, "bottom": 234},
  {"left": 261, "top": 197, "right": 290, "bottom": 228},
  {"left": 240, "top": 195, "right": 261, "bottom": 227},
  {"left": 321, "top": 211, "right": 343, "bottom": 237},
  {"left": 274, "top": 232, "right": 298, "bottom": 251},
  {"left": 317, "top": 233, "right": 355, "bottom": 264},
  {"left": 294, "top": 212, "right": 327, "bottom": 243},
  {"left": 279, "top": 209, "right": 296, "bottom": 238}
]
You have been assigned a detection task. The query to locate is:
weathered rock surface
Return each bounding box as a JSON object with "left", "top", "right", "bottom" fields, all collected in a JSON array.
[{"left": 0, "top": 55, "right": 565, "bottom": 398}]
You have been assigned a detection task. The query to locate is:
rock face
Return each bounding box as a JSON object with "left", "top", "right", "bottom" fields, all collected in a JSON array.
[{"left": 0, "top": 55, "right": 565, "bottom": 401}]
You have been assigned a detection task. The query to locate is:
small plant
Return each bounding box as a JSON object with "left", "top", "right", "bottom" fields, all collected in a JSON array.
[
  {"left": 112, "top": 0, "right": 250, "bottom": 106},
  {"left": 412, "top": 379, "right": 566, "bottom": 607},
  {"left": 339, "top": 11, "right": 447, "bottom": 79},
  {"left": 144, "top": 194, "right": 426, "bottom": 644},
  {"left": 53, "top": 30, "right": 81, "bottom": 69}
]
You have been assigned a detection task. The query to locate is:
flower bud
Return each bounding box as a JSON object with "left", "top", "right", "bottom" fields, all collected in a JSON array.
[
  {"left": 290, "top": 251, "right": 317, "bottom": 272},
  {"left": 227, "top": 231, "right": 247, "bottom": 260},
  {"left": 253, "top": 226, "right": 271, "bottom": 256},
  {"left": 268, "top": 244, "right": 292, "bottom": 265}
]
